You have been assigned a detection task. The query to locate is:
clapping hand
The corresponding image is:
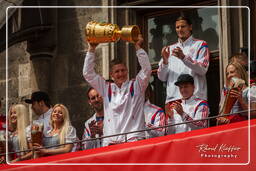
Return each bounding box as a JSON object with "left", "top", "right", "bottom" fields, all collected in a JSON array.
[
  {"left": 172, "top": 101, "right": 184, "bottom": 116},
  {"left": 161, "top": 46, "right": 170, "bottom": 65},
  {"left": 172, "top": 47, "right": 185, "bottom": 60}
]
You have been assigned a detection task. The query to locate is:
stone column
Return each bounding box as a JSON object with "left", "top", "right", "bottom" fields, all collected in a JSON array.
[{"left": 26, "top": 40, "right": 54, "bottom": 93}]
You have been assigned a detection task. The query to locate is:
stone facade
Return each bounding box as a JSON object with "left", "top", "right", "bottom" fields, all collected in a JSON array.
[{"left": 0, "top": 0, "right": 115, "bottom": 138}]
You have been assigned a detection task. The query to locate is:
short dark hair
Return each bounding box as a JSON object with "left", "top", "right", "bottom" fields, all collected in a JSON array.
[
  {"left": 25, "top": 91, "right": 51, "bottom": 108},
  {"left": 176, "top": 16, "right": 192, "bottom": 25},
  {"left": 110, "top": 58, "right": 126, "bottom": 71}
]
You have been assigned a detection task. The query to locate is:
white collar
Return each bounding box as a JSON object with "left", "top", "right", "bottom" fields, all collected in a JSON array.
[
  {"left": 182, "top": 95, "right": 196, "bottom": 103},
  {"left": 114, "top": 79, "right": 129, "bottom": 89},
  {"left": 178, "top": 35, "right": 193, "bottom": 47},
  {"left": 39, "top": 108, "right": 53, "bottom": 120}
]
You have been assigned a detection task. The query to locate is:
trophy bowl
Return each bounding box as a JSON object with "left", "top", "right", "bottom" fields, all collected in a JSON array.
[{"left": 85, "top": 21, "right": 140, "bottom": 43}]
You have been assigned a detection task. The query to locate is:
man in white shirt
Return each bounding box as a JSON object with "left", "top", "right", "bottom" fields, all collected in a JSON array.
[
  {"left": 158, "top": 16, "right": 209, "bottom": 104},
  {"left": 82, "top": 87, "right": 104, "bottom": 149},
  {"left": 25, "top": 91, "right": 53, "bottom": 141},
  {"left": 144, "top": 84, "right": 166, "bottom": 138},
  {"left": 83, "top": 34, "right": 151, "bottom": 146},
  {"left": 166, "top": 74, "right": 209, "bottom": 134}
]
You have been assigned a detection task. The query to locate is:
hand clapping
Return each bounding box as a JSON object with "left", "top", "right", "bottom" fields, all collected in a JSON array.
[{"left": 172, "top": 47, "right": 185, "bottom": 60}]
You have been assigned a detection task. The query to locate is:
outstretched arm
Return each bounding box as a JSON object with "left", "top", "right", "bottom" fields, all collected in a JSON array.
[
  {"left": 83, "top": 43, "right": 107, "bottom": 96},
  {"left": 134, "top": 34, "right": 152, "bottom": 92}
]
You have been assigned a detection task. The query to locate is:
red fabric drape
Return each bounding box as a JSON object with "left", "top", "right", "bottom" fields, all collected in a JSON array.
[{"left": 1, "top": 119, "right": 255, "bottom": 171}]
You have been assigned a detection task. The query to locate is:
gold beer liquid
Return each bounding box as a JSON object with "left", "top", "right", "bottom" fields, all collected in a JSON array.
[
  {"left": 223, "top": 88, "right": 239, "bottom": 114},
  {"left": 31, "top": 124, "right": 43, "bottom": 145},
  {"left": 31, "top": 131, "right": 43, "bottom": 145}
]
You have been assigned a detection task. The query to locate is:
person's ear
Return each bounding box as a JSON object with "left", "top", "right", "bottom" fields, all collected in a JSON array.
[
  {"left": 109, "top": 71, "right": 114, "bottom": 80},
  {"left": 88, "top": 99, "right": 93, "bottom": 106},
  {"left": 189, "top": 25, "right": 192, "bottom": 32},
  {"left": 38, "top": 101, "right": 44, "bottom": 107}
]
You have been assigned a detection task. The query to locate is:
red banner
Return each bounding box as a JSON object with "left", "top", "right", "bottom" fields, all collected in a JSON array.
[{"left": 1, "top": 119, "right": 255, "bottom": 171}]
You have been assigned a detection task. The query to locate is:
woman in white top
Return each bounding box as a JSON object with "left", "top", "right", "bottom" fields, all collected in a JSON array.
[
  {"left": 8, "top": 104, "right": 29, "bottom": 162},
  {"left": 217, "top": 62, "right": 248, "bottom": 125},
  {"left": 34, "top": 104, "right": 78, "bottom": 156}
]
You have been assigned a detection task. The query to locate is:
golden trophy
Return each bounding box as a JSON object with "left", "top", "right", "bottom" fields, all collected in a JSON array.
[{"left": 85, "top": 21, "right": 140, "bottom": 43}]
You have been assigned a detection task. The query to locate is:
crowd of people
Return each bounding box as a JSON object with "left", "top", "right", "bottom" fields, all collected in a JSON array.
[{"left": 1, "top": 16, "right": 255, "bottom": 163}]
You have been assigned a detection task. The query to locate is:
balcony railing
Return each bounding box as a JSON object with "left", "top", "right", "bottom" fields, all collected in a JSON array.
[{"left": 0, "top": 109, "right": 254, "bottom": 161}]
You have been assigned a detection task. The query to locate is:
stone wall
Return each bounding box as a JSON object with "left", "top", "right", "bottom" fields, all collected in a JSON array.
[{"left": 0, "top": 0, "right": 114, "bottom": 138}]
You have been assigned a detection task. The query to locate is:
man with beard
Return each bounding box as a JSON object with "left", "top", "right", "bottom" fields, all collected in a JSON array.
[{"left": 82, "top": 87, "right": 104, "bottom": 149}]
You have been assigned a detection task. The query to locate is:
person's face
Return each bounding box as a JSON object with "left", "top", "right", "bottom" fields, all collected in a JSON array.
[
  {"left": 9, "top": 107, "right": 17, "bottom": 125},
  {"left": 226, "top": 64, "right": 241, "bottom": 81},
  {"left": 178, "top": 83, "right": 195, "bottom": 99},
  {"left": 88, "top": 89, "right": 103, "bottom": 112},
  {"left": 31, "top": 101, "right": 42, "bottom": 115},
  {"left": 51, "top": 106, "right": 64, "bottom": 123},
  {"left": 110, "top": 64, "right": 128, "bottom": 87},
  {"left": 175, "top": 20, "right": 192, "bottom": 41}
]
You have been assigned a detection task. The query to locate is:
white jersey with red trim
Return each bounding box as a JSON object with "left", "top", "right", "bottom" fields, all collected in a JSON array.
[
  {"left": 144, "top": 100, "right": 166, "bottom": 138},
  {"left": 83, "top": 48, "right": 151, "bottom": 146},
  {"left": 157, "top": 36, "right": 209, "bottom": 103},
  {"left": 167, "top": 95, "right": 209, "bottom": 134},
  {"left": 82, "top": 113, "right": 103, "bottom": 150}
]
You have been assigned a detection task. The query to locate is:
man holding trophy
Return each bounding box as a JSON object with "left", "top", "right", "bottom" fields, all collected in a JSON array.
[{"left": 83, "top": 22, "right": 151, "bottom": 146}]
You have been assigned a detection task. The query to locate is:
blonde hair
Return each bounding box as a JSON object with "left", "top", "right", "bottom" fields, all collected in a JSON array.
[
  {"left": 8, "top": 104, "right": 29, "bottom": 151},
  {"left": 50, "top": 104, "right": 71, "bottom": 145},
  {"left": 225, "top": 62, "right": 248, "bottom": 87},
  {"left": 230, "top": 53, "right": 247, "bottom": 64}
]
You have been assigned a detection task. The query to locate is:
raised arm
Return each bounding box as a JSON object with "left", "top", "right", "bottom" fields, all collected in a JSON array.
[
  {"left": 134, "top": 34, "right": 152, "bottom": 92},
  {"left": 82, "top": 43, "right": 106, "bottom": 96},
  {"left": 157, "top": 46, "right": 170, "bottom": 82}
]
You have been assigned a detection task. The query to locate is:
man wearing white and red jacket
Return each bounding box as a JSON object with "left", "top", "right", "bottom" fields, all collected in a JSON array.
[
  {"left": 166, "top": 74, "right": 209, "bottom": 134},
  {"left": 82, "top": 87, "right": 104, "bottom": 150},
  {"left": 144, "top": 85, "right": 166, "bottom": 138},
  {"left": 158, "top": 16, "right": 209, "bottom": 104},
  {"left": 83, "top": 34, "right": 151, "bottom": 146}
]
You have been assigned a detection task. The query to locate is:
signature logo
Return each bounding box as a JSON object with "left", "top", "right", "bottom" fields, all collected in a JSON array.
[
  {"left": 196, "top": 144, "right": 241, "bottom": 159},
  {"left": 196, "top": 144, "right": 241, "bottom": 153}
]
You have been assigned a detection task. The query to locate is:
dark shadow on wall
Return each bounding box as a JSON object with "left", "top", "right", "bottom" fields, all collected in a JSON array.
[{"left": 20, "top": 0, "right": 104, "bottom": 139}]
